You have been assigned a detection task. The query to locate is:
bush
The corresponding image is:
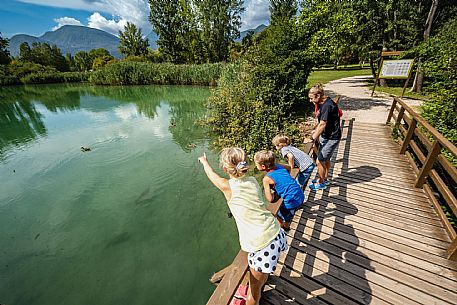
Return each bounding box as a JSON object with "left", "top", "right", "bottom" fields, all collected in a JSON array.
[
  {"left": 417, "top": 19, "right": 457, "bottom": 146},
  {"left": 89, "top": 61, "right": 223, "bottom": 86},
  {"left": 20, "top": 71, "right": 90, "bottom": 84},
  {"left": 207, "top": 22, "right": 314, "bottom": 156}
]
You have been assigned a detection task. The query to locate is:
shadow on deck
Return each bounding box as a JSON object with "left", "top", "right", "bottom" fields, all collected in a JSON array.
[{"left": 261, "top": 119, "right": 457, "bottom": 305}]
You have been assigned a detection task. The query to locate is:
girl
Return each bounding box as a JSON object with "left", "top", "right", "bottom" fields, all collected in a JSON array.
[{"left": 198, "top": 148, "right": 288, "bottom": 305}]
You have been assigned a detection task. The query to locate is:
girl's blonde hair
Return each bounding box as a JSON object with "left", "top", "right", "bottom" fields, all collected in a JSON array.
[
  {"left": 309, "top": 83, "right": 325, "bottom": 96},
  {"left": 220, "top": 147, "right": 249, "bottom": 178},
  {"left": 254, "top": 150, "right": 276, "bottom": 171},
  {"left": 272, "top": 134, "right": 290, "bottom": 146}
]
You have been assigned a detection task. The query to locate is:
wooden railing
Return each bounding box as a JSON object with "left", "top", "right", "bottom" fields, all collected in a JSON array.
[{"left": 386, "top": 96, "right": 457, "bottom": 260}]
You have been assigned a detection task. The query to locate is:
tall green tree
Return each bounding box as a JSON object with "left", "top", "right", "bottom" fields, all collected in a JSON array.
[
  {"left": 148, "top": 0, "right": 193, "bottom": 63},
  {"left": 18, "top": 42, "right": 68, "bottom": 71},
  {"left": 0, "top": 33, "right": 11, "bottom": 65},
  {"left": 270, "top": 0, "right": 297, "bottom": 25},
  {"left": 194, "top": 0, "right": 244, "bottom": 62},
  {"left": 118, "top": 22, "right": 149, "bottom": 57},
  {"left": 74, "top": 51, "right": 92, "bottom": 71}
]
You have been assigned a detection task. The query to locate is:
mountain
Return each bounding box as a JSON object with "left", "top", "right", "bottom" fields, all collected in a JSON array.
[
  {"left": 237, "top": 24, "right": 267, "bottom": 42},
  {"left": 8, "top": 25, "right": 121, "bottom": 58},
  {"left": 8, "top": 34, "right": 47, "bottom": 57}
]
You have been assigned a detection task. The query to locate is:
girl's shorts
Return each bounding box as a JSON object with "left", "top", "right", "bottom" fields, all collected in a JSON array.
[{"left": 248, "top": 229, "right": 288, "bottom": 273}]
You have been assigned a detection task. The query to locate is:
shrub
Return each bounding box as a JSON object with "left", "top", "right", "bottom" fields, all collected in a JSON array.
[
  {"left": 207, "top": 22, "right": 314, "bottom": 156},
  {"left": 417, "top": 19, "right": 457, "bottom": 146},
  {"left": 20, "top": 71, "right": 89, "bottom": 84},
  {"left": 89, "top": 61, "right": 223, "bottom": 86}
]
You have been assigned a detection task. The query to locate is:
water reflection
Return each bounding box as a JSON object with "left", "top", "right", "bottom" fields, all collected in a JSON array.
[
  {"left": 0, "top": 84, "right": 211, "bottom": 159},
  {"left": 0, "top": 83, "right": 235, "bottom": 305}
]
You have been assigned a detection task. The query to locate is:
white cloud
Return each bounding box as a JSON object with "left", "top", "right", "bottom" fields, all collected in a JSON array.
[
  {"left": 18, "top": 0, "right": 103, "bottom": 11},
  {"left": 20, "top": 0, "right": 152, "bottom": 35},
  {"left": 241, "top": 0, "right": 270, "bottom": 31},
  {"left": 52, "top": 17, "right": 83, "bottom": 31},
  {"left": 87, "top": 12, "right": 128, "bottom": 35}
]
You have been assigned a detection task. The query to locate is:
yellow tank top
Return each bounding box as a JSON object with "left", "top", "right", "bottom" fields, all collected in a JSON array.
[{"left": 228, "top": 176, "right": 280, "bottom": 252}]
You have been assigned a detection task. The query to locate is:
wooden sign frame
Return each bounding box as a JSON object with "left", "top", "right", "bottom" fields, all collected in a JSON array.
[{"left": 371, "top": 51, "right": 415, "bottom": 98}]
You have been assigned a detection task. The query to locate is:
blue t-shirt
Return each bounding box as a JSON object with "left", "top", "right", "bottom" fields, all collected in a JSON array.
[
  {"left": 318, "top": 97, "right": 342, "bottom": 140},
  {"left": 266, "top": 164, "right": 304, "bottom": 209}
]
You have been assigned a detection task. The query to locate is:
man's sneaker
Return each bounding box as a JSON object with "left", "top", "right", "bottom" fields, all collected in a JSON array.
[
  {"left": 312, "top": 178, "right": 330, "bottom": 186},
  {"left": 309, "top": 183, "right": 327, "bottom": 191}
]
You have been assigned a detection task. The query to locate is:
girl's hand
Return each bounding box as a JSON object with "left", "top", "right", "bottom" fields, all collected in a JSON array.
[{"left": 198, "top": 153, "right": 208, "bottom": 164}]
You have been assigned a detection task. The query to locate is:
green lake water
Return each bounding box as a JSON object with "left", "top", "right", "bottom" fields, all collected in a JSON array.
[{"left": 0, "top": 84, "right": 239, "bottom": 305}]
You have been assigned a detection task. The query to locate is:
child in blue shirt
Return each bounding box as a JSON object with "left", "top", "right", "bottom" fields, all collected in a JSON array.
[
  {"left": 254, "top": 150, "right": 304, "bottom": 231},
  {"left": 272, "top": 134, "right": 316, "bottom": 189}
]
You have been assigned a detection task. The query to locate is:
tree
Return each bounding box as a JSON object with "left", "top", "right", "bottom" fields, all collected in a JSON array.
[
  {"left": 411, "top": 0, "right": 438, "bottom": 92},
  {"left": 148, "top": 0, "right": 192, "bottom": 63},
  {"left": 118, "top": 22, "right": 149, "bottom": 57},
  {"left": 195, "top": 0, "right": 244, "bottom": 62},
  {"left": 270, "top": 0, "right": 297, "bottom": 25},
  {"left": 74, "top": 51, "right": 92, "bottom": 71},
  {"left": 18, "top": 42, "right": 68, "bottom": 71},
  {"left": 149, "top": 0, "right": 244, "bottom": 63},
  {"left": 0, "top": 33, "right": 11, "bottom": 65},
  {"left": 19, "top": 42, "right": 32, "bottom": 62}
]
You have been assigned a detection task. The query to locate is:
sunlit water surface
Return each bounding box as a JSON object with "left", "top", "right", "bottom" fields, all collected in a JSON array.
[{"left": 0, "top": 84, "right": 239, "bottom": 305}]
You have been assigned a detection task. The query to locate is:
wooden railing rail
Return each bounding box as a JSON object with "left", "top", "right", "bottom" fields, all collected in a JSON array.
[{"left": 386, "top": 96, "right": 457, "bottom": 260}]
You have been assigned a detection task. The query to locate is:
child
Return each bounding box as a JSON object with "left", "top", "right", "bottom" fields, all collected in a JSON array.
[
  {"left": 272, "top": 134, "right": 316, "bottom": 188},
  {"left": 198, "top": 148, "right": 288, "bottom": 305},
  {"left": 254, "top": 150, "right": 305, "bottom": 231}
]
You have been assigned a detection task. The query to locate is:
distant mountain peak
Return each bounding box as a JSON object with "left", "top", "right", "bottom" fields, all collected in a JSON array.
[{"left": 8, "top": 25, "right": 121, "bottom": 58}]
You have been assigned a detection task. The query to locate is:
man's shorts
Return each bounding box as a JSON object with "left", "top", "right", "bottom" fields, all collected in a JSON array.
[
  {"left": 318, "top": 136, "right": 340, "bottom": 162},
  {"left": 248, "top": 229, "right": 288, "bottom": 273}
]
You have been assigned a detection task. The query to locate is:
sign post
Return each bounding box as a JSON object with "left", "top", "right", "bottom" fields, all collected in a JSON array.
[{"left": 371, "top": 51, "right": 414, "bottom": 98}]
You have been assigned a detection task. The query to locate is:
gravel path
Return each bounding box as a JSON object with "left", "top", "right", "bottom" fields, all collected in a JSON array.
[{"left": 324, "top": 75, "right": 422, "bottom": 124}]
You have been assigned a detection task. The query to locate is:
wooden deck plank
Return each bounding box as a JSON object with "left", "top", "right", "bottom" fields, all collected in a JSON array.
[
  {"left": 285, "top": 228, "right": 457, "bottom": 293},
  {"left": 265, "top": 121, "right": 457, "bottom": 305},
  {"left": 207, "top": 121, "right": 457, "bottom": 305},
  {"left": 310, "top": 197, "right": 448, "bottom": 239},
  {"left": 282, "top": 236, "right": 457, "bottom": 305}
]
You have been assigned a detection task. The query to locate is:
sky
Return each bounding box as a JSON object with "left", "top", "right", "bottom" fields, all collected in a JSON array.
[{"left": 0, "top": 0, "right": 271, "bottom": 38}]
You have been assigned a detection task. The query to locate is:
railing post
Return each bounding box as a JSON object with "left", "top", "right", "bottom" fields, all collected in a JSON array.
[
  {"left": 386, "top": 98, "right": 397, "bottom": 125},
  {"left": 447, "top": 237, "right": 457, "bottom": 261},
  {"left": 395, "top": 107, "right": 405, "bottom": 126},
  {"left": 400, "top": 118, "right": 417, "bottom": 155},
  {"left": 415, "top": 139, "right": 442, "bottom": 188}
]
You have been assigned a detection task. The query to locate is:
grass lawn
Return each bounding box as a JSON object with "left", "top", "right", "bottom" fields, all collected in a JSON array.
[
  {"left": 308, "top": 68, "right": 430, "bottom": 101},
  {"left": 307, "top": 68, "right": 372, "bottom": 89},
  {"left": 367, "top": 84, "right": 431, "bottom": 100}
]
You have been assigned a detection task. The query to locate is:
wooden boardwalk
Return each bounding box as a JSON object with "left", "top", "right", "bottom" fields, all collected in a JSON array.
[{"left": 261, "top": 120, "right": 457, "bottom": 305}]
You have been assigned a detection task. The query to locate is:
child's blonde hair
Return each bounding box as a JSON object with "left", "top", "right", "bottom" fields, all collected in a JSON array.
[
  {"left": 309, "top": 83, "right": 325, "bottom": 96},
  {"left": 254, "top": 150, "right": 276, "bottom": 171},
  {"left": 220, "top": 147, "right": 249, "bottom": 178},
  {"left": 272, "top": 134, "right": 290, "bottom": 147}
]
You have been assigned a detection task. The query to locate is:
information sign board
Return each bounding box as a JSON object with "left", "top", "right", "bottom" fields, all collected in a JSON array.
[{"left": 380, "top": 59, "right": 414, "bottom": 79}]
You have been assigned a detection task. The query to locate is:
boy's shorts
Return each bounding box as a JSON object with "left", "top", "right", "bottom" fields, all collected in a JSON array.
[
  {"left": 248, "top": 229, "right": 288, "bottom": 273},
  {"left": 296, "top": 163, "right": 315, "bottom": 186},
  {"left": 318, "top": 136, "right": 340, "bottom": 162},
  {"left": 277, "top": 204, "right": 298, "bottom": 223}
]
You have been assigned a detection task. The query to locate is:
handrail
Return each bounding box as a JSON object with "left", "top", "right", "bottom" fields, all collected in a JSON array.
[{"left": 386, "top": 96, "right": 457, "bottom": 260}]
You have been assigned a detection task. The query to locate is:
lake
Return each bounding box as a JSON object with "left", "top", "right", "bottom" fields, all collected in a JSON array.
[{"left": 0, "top": 84, "right": 239, "bottom": 305}]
